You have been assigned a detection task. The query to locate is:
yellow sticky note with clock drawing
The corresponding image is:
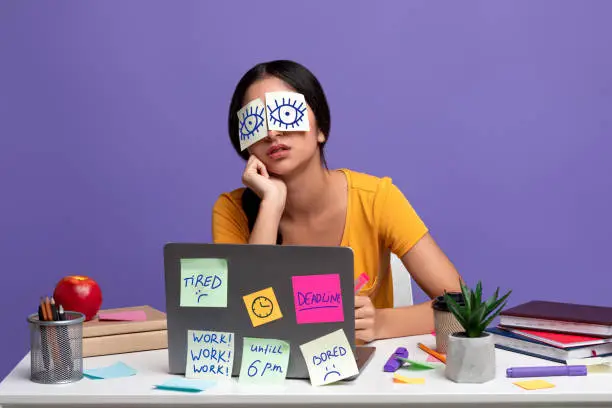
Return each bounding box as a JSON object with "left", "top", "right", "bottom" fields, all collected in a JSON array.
[{"left": 243, "top": 287, "right": 283, "bottom": 327}]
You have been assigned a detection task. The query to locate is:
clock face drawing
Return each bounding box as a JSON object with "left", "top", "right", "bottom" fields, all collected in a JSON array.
[{"left": 251, "top": 295, "right": 274, "bottom": 318}]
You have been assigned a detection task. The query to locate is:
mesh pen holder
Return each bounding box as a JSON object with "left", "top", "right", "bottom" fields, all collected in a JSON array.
[{"left": 27, "top": 311, "right": 85, "bottom": 384}]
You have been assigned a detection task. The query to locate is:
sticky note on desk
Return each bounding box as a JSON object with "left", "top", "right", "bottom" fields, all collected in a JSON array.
[
  {"left": 242, "top": 287, "right": 283, "bottom": 327},
  {"left": 299, "top": 329, "right": 358, "bottom": 386},
  {"left": 513, "top": 379, "right": 555, "bottom": 390},
  {"left": 84, "top": 362, "right": 137, "bottom": 379},
  {"left": 292, "top": 274, "right": 344, "bottom": 324},
  {"left": 186, "top": 330, "right": 234, "bottom": 379},
  {"left": 98, "top": 310, "right": 147, "bottom": 321},
  {"left": 393, "top": 373, "right": 425, "bottom": 384},
  {"left": 239, "top": 337, "right": 290, "bottom": 384},
  {"left": 180, "top": 258, "right": 228, "bottom": 307},
  {"left": 397, "top": 357, "right": 438, "bottom": 370},
  {"left": 155, "top": 377, "right": 216, "bottom": 392}
]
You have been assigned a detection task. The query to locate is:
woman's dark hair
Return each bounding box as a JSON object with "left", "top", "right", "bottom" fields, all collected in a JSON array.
[{"left": 227, "top": 60, "right": 332, "bottom": 244}]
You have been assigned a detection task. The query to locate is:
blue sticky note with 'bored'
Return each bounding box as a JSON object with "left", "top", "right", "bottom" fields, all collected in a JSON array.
[
  {"left": 83, "top": 362, "right": 137, "bottom": 379},
  {"left": 154, "top": 377, "right": 216, "bottom": 392}
]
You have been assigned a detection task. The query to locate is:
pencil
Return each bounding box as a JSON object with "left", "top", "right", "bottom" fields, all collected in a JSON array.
[
  {"left": 418, "top": 342, "right": 446, "bottom": 364},
  {"left": 44, "top": 297, "right": 53, "bottom": 321},
  {"left": 40, "top": 297, "right": 49, "bottom": 321}
]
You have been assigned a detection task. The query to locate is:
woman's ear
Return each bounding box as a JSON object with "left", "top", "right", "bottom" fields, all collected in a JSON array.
[{"left": 317, "top": 131, "right": 326, "bottom": 143}]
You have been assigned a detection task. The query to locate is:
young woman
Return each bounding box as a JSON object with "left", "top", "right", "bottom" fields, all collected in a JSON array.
[{"left": 212, "top": 60, "right": 462, "bottom": 343}]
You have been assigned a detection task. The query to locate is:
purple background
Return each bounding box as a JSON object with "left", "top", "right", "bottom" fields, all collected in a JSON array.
[{"left": 1, "top": 0, "right": 611, "bottom": 380}]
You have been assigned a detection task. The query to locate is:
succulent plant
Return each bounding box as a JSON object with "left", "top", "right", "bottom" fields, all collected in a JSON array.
[{"left": 443, "top": 279, "right": 512, "bottom": 338}]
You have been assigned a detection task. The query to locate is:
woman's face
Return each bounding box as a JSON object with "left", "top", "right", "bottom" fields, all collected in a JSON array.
[{"left": 242, "top": 75, "right": 325, "bottom": 176}]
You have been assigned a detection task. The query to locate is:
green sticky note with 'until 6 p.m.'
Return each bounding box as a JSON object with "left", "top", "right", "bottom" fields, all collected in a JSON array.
[
  {"left": 180, "top": 258, "right": 228, "bottom": 307},
  {"left": 239, "top": 337, "right": 290, "bottom": 385}
]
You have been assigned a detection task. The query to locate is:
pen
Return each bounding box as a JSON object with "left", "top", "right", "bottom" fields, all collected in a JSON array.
[
  {"left": 506, "top": 365, "right": 587, "bottom": 378},
  {"left": 54, "top": 300, "right": 74, "bottom": 372},
  {"left": 417, "top": 342, "right": 446, "bottom": 364},
  {"left": 354, "top": 273, "right": 369, "bottom": 294},
  {"left": 384, "top": 347, "right": 408, "bottom": 372},
  {"left": 50, "top": 297, "right": 60, "bottom": 321}
]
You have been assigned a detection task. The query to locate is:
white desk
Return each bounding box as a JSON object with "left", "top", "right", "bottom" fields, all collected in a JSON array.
[{"left": 1, "top": 334, "right": 611, "bottom": 407}]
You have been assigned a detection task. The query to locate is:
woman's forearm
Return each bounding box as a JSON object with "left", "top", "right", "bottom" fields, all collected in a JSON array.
[
  {"left": 375, "top": 301, "right": 436, "bottom": 340},
  {"left": 248, "top": 200, "right": 283, "bottom": 245}
]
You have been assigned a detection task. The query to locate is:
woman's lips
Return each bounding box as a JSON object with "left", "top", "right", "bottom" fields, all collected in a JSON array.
[{"left": 267, "top": 144, "right": 290, "bottom": 159}]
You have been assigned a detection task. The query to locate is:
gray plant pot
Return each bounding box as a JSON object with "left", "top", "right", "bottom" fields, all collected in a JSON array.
[{"left": 445, "top": 331, "right": 496, "bottom": 383}]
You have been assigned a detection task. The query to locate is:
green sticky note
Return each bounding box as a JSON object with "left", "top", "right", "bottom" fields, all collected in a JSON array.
[
  {"left": 186, "top": 330, "right": 235, "bottom": 379},
  {"left": 180, "top": 258, "right": 228, "bottom": 307},
  {"left": 154, "top": 378, "right": 216, "bottom": 392},
  {"left": 397, "top": 357, "right": 437, "bottom": 370},
  {"left": 239, "top": 337, "right": 290, "bottom": 385}
]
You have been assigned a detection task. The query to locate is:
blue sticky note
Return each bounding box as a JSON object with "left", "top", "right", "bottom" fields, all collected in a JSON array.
[
  {"left": 155, "top": 377, "right": 216, "bottom": 392},
  {"left": 83, "top": 361, "right": 137, "bottom": 379}
]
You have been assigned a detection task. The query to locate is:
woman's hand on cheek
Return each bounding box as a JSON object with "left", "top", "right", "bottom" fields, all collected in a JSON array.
[
  {"left": 355, "top": 295, "right": 377, "bottom": 343},
  {"left": 242, "top": 155, "right": 287, "bottom": 211}
]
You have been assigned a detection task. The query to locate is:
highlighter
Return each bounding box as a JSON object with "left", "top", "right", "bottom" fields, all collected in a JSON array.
[
  {"left": 506, "top": 365, "right": 587, "bottom": 378},
  {"left": 384, "top": 347, "right": 408, "bottom": 372},
  {"left": 354, "top": 273, "right": 369, "bottom": 294}
]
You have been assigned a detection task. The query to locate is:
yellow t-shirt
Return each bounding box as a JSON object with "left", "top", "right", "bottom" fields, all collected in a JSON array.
[{"left": 211, "top": 169, "right": 429, "bottom": 309}]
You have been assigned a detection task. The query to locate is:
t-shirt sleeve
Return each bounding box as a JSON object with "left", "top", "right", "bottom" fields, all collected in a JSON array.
[
  {"left": 376, "top": 178, "right": 429, "bottom": 257},
  {"left": 211, "top": 193, "right": 249, "bottom": 244}
]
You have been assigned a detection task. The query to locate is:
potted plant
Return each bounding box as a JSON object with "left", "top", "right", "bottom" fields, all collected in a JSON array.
[{"left": 442, "top": 279, "right": 512, "bottom": 383}]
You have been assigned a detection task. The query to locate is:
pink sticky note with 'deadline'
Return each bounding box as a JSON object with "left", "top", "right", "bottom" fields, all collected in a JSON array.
[
  {"left": 291, "top": 274, "right": 344, "bottom": 324},
  {"left": 98, "top": 310, "right": 147, "bottom": 321}
]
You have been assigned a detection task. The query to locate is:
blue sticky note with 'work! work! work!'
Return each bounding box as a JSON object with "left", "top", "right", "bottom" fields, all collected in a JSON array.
[
  {"left": 154, "top": 377, "right": 216, "bottom": 392},
  {"left": 83, "top": 361, "right": 137, "bottom": 379}
]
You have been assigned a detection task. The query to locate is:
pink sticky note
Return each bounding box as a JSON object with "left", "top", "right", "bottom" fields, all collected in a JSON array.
[
  {"left": 292, "top": 274, "right": 344, "bottom": 324},
  {"left": 426, "top": 354, "right": 440, "bottom": 363},
  {"left": 98, "top": 310, "right": 147, "bottom": 321}
]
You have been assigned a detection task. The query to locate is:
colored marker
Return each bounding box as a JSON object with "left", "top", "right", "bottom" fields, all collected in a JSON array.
[
  {"left": 384, "top": 347, "right": 408, "bottom": 372},
  {"left": 354, "top": 273, "right": 369, "bottom": 294},
  {"left": 506, "top": 365, "right": 587, "bottom": 378}
]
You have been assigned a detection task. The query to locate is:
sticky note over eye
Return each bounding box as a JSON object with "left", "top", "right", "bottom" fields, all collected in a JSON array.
[
  {"left": 238, "top": 98, "right": 268, "bottom": 151},
  {"left": 265, "top": 92, "right": 310, "bottom": 132},
  {"left": 180, "top": 258, "right": 228, "bottom": 307},
  {"left": 186, "top": 330, "right": 234, "bottom": 380},
  {"left": 238, "top": 337, "right": 290, "bottom": 385},
  {"left": 243, "top": 287, "right": 283, "bottom": 327},
  {"left": 513, "top": 379, "right": 555, "bottom": 390},
  {"left": 299, "top": 329, "right": 358, "bottom": 386},
  {"left": 292, "top": 274, "right": 344, "bottom": 324}
]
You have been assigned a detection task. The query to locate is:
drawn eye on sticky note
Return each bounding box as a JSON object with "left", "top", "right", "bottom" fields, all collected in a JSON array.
[
  {"left": 291, "top": 274, "right": 344, "bottom": 324},
  {"left": 265, "top": 92, "right": 310, "bottom": 132},
  {"left": 180, "top": 258, "right": 228, "bottom": 307},
  {"left": 238, "top": 337, "right": 290, "bottom": 385},
  {"left": 238, "top": 98, "right": 268, "bottom": 151},
  {"left": 242, "top": 287, "right": 283, "bottom": 327},
  {"left": 186, "top": 330, "right": 234, "bottom": 380},
  {"left": 299, "top": 329, "right": 358, "bottom": 386}
]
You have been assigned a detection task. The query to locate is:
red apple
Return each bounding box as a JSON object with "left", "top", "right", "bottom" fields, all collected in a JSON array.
[{"left": 53, "top": 275, "right": 103, "bottom": 321}]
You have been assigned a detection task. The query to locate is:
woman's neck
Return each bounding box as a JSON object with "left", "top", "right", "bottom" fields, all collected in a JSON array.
[{"left": 281, "top": 158, "right": 334, "bottom": 219}]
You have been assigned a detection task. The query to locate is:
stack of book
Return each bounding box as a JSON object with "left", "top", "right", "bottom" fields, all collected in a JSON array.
[
  {"left": 486, "top": 300, "right": 612, "bottom": 364},
  {"left": 82, "top": 305, "right": 168, "bottom": 357}
]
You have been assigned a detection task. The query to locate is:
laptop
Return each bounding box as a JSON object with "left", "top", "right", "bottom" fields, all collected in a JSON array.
[{"left": 163, "top": 243, "right": 375, "bottom": 380}]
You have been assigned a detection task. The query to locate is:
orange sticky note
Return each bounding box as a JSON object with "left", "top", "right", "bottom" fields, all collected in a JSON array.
[
  {"left": 242, "top": 287, "right": 283, "bottom": 327},
  {"left": 393, "top": 373, "right": 425, "bottom": 384},
  {"left": 513, "top": 379, "right": 555, "bottom": 390}
]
